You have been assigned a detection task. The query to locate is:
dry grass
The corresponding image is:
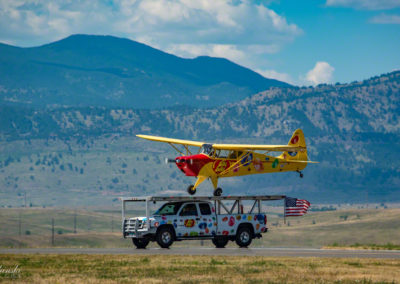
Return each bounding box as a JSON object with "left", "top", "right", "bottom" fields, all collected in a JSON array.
[
  {"left": 0, "top": 254, "right": 399, "bottom": 283},
  {"left": 1, "top": 207, "right": 399, "bottom": 249}
]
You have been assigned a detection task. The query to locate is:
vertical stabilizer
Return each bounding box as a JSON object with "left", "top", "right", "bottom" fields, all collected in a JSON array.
[{"left": 279, "top": 129, "right": 308, "bottom": 162}]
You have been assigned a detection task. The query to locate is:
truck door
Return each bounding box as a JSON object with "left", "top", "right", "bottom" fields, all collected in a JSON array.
[
  {"left": 198, "top": 202, "right": 216, "bottom": 236},
  {"left": 177, "top": 203, "right": 199, "bottom": 237}
]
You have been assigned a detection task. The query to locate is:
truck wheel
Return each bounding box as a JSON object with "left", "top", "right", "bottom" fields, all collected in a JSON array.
[
  {"left": 235, "top": 226, "right": 253, "bottom": 247},
  {"left": 212, "top": 237, "right": 228, "bottom": 248},
  {"left": 132, "top": 238, "right": 149, "bottom": 249},
  {"left": 156, "top": 227, "right": 174, "bottom": 248}
]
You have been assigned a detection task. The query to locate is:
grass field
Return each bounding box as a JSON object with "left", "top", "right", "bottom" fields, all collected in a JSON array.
[
  {"left": 0, "top": 254, "right": 399, "bottom": 283},
  {"left": 1, "top": 207, "right": 399, "bottom": 249}
]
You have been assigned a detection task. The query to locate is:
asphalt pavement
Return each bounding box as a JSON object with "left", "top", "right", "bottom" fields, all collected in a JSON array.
[{"left": 1, "top": 247, "right": 399, "bottom": 259}]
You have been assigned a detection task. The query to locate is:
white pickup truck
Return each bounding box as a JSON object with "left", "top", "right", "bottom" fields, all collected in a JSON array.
[{"left": 121, "top": 195, "right": 285, "bottom": 249}]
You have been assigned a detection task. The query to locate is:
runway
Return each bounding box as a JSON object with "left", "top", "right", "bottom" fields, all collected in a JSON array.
[{"left": 1, "top": 247, "right": 399, "bottom": 259}]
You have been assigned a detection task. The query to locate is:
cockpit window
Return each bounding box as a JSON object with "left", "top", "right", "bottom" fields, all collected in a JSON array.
[
  {"left": 201, "top": 146, "right": 243, "bottom": 159},
  {"left": 214, "top": 150, "right": 242, "bottom": 159},
  {"left": 214, "top": 149, "right": 230, "bottom": 158},
  {"left": 200, "top": 144, "right": 214, "bottom": 156}
]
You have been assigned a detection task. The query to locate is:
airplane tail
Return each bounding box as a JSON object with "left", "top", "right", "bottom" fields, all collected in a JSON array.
[{"left": 280, "top": 129, "right": 308, "bottom": 162}]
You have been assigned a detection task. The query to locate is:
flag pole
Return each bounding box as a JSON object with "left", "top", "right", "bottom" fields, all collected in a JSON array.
[{"left": 283, "top": 197, "right": 286, "bottom": 225}]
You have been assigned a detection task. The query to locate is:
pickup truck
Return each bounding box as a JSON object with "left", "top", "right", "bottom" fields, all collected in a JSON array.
[{"left": 121, "top": 195, "right": 285, "bottom": 249}]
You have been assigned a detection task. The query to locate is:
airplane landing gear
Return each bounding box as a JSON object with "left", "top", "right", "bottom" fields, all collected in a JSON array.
[
  {"left": 297, "top": 170, "right": 304, "bottom": 178},
  {"left": 213, "top": 188, "right": 222, "bottom": 197},
  {"left": 187, "top": 185, "right": 196, "bottom": 195}
]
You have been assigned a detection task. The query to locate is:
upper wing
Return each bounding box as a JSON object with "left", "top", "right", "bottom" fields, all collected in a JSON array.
[
  {"left": 285, "top": 160, "right": 319, "bottom": 164},
  {"left": 136, "top": 134, "right": 204, "bottom": 147},
  {"left": 212, "top": 144, "right": 306, "bottom": 152}
]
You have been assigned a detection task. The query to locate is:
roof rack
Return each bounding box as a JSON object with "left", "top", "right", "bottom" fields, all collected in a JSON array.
[{"left": 120, "top": 195, "right": 286, "bottom": 202}]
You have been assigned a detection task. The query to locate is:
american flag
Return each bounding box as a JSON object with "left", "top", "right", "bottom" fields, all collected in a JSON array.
[{"left": 285, "top": 197, "right": 310, "bottom": 217}]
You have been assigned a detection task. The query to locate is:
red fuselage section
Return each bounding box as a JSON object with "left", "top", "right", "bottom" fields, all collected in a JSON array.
[{"left": 175, "top": 154, "right": 212, "bottom": 176}]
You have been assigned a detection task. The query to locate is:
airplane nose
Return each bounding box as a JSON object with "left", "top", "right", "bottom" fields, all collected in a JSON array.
[
  {"left": 174, "top": 154, "right": 212, "bottom": 177},
  {"left": 175, "top": 158, "right": 193, "bottom": 164}
]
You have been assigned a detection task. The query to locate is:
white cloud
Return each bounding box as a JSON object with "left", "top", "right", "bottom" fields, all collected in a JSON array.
[
  {"left": 326, "top": 0, "right": 400, "bottom": 10},
  {"left": 0, "top": 0, "right": 302, "bottom": 69},
  {"left": 255, "top": 69, "right": 293, "bottom": 84},
  {"left": 306, "top": 62, "right": 335, "bottom": 85},
  {"left": 370, "top": 13, "right": 400, "bottom": 24},
  {"left": 168, "top": 44, "right": 246, "bottom": 63}
]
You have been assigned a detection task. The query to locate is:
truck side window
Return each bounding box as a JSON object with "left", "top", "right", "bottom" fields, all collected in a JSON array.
[
  {"left": 154, "top": 202, "right": 183, "bottom": 215},
  {"left": 199, "top": 203, "right": 211, "bottom": 215},
  {"left": 179, "top": 203, "right": 198, "bottom": 216}
]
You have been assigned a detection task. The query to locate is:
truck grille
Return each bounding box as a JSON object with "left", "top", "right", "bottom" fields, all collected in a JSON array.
[{"left": 124, "top": 218, "right": 143, "bottom": 233}]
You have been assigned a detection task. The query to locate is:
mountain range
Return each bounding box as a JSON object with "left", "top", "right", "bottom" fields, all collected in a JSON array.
[{"left": 0, "top": 34, "right": 288, "bottom": 109}]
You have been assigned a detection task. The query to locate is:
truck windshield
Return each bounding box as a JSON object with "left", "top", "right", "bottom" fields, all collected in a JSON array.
[{"left": 154, "top": 202, "right": 183, "bottom": 215}]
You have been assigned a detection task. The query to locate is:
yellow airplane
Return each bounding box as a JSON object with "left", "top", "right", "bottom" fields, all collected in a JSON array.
[{"left": 137, "top": 129, "right": 317, "bottom": 196}]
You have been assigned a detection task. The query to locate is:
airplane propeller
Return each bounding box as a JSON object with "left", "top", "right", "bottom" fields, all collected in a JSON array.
[{"left": 165, "top": 158, "right": 176, "bottom": 164}]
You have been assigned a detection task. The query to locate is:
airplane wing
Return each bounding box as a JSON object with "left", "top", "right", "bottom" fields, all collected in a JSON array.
[
  {"left": 286, "top": 160, "right": 319, "bottom": 164},
  {"left": 212, "top": 144, "right": 306, "bottom": 152},
  {"left": 136, "top": 134, "right": 204, "bottom": 147}
]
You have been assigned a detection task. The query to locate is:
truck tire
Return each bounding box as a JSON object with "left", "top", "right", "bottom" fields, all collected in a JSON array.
[
  {"left": 132, "top": 238, "right": 149, "bottom": 249},
  {"left": 212, "top": 237, "right": 229, "bottom": 248},
  {"left": 235, "top": 226, "right": 253, "bottom": 247},
  {"left": 156, "top": 226, "right": 174, "bottom": 248}
]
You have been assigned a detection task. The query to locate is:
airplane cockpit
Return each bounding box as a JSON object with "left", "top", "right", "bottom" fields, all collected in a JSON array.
[
  {"left": 201, "top": 148, "right": 243, "bottom": 160},
  {"left": 200, "top": 144, "right": 214, "bottom": 156}
]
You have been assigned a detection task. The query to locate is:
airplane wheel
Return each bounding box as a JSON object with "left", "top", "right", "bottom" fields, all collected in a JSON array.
[
  {"left": 213, "top": 188, "right": 222, "bottom": 197},
  {"left": 187, "top": 185, "right": 196, "bottom": 195}
]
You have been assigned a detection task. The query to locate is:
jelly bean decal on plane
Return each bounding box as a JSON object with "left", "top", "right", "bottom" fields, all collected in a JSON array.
[
  {"left": 212, "top": 160, "right": 230, "bottom": 174},
  {"left": 272, "top": 158, "right": 279, "bottom": 169},
  {"left": 241, "top": 153, "right": 253, "bottom": 167},
  {"left": 253, "top": 158, "right": 264, "bottom": 172}
]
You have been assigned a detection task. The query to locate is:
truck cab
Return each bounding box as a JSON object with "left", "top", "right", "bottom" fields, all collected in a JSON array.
[{"left": 122, "top": 195, "right": 285, "bottom": 249}]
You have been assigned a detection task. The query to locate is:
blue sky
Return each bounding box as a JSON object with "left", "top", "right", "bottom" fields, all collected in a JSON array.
[{"left": 0, "top": 0, "right": 399, "bottom": 85}]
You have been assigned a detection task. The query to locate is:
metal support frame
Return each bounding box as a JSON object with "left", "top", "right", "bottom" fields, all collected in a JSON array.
[
  {"left": 217, "top": 200, "right": 231, "bottom": 214},
  {"left": 120, "top": 195, "right": 286, "bottom": 202},
  {"left": 249, "top": 200, "right": 257, "bottom": 214},
  {"left": 229, "top": 200, "right": 238, "bottom": 214}
]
